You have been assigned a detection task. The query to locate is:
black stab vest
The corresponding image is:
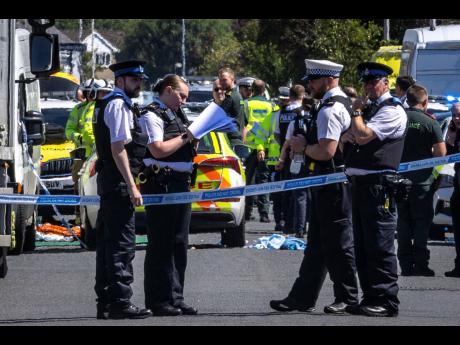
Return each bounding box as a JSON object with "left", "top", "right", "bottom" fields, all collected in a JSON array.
[
  {"left": 141, "top": 103, "right": 195, "bottom": 163},
  {"left": 344, "top": 97, "right": 407, "bottom": 171},
  {"left": 278, "top": 104, "right": 303, "bottom": 148},
  {"left": 304, "top": 95, "right": 352, "bottom": 174},
  {"left": 93, "top": 94, "right": 148, "bottom": 196}
]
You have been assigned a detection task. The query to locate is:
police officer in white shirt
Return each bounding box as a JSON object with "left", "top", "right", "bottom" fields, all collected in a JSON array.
[
  {"left": 342, "top": 61, "right": 408, "bottom": 317},
  {"left": 93, "top": 60, "right": 152, "bottom": 319},
  {"left": 138, "top": 74, "right": 198, "bottom": 317},
  {"left": 270, "top": 60, "right": 359, "bottom": 315}
]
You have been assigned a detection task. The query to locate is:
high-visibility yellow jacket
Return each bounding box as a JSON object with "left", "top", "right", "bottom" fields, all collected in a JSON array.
[
  {"left": 245, "top": 96, "right": 276, "bottom": 152},
  {"left": 254, "top": 104, "right": 281, "bottom": 166},
  {"left": 65, "top": 100, "right": 95, "bottom": 158}
]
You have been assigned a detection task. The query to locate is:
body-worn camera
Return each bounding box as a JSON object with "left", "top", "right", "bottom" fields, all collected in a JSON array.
[{"left": 384, "top": 174, "right": 413, "bottom": 202}]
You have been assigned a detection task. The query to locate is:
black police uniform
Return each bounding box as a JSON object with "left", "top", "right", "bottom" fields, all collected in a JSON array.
[
  {"left": 290, "top": 110, "right": 311, "bottom": 237},
  {"left": 277, "top": 103, "right": 303, "bottom": 233},
  {"left": 345, "top": 84, "right": 407, "bottom": 315},
  {"left": 287, "top": 95, "right": 358, "bottom": 308},
  {"left": 397, "top": 108, "right": 444, "bottom": 275},
  {"left": 139, "top": 102, "right": 197, "bottom": 315},
  {"left": 93, "top": 88, "right": 149, "bottom": 318}
]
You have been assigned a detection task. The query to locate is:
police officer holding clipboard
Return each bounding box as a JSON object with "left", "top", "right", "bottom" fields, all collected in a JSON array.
[
  {"left": 92, "top": 60, "right": 152, "bottom": 319},
  {"left": 138, "top": 74, "right": 198, "bottom": 317}
]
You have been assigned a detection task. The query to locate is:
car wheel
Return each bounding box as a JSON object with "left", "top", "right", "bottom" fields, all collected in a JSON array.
[
  {"left": 80, "top": 206, "right": 97, "bottom": 251},
  {"left": 221, "top": 217, "right": 246, "bottom": 248}
]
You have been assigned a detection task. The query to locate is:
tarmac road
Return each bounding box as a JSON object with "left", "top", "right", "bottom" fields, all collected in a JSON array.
[{"left": 0, "top": 217, "right": 459, "bottom": 326}]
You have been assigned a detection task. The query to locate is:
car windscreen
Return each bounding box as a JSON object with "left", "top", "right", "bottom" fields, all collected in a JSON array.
[
  {"left": 197, "top": 133, "right": 216, "bottom": 154},
  {"left": 187, "top": 90, "right": 212, "bottom": 103},
  {"left": 416, "top": 49, "right": 460, "bottom": 96},
  {"left": 42, "top": 107, "right": 73, "bottom": 127}
]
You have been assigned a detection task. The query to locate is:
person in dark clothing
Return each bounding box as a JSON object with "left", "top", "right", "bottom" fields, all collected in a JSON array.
[
  {"left": 395, "top": 75, "right": 416, "bottom": 108},
  {"left": 270, "top": 59, "right": 358, "bottom": 315},
  {"left": 445, "top": 103, "right": 460, "bottom": 278},
  {"left": 218, "top": 67, "right": 245, "bottom": 146},
  {"left": 93, "top": 60, "right": 152, "bottom": 319},
  {"left": 343, "top": 62, "right": 407, "bottom": 317},
  {"left": 139, "top": 75, "right": 199, "bottom": 316},
  {"left": 397, "top": 84, "right": 446, "bottom": 277}
]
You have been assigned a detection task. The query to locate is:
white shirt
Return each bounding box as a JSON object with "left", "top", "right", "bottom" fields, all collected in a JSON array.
[
  {"left": 284, "top": 102, "right": 305, "bottom": 141},
  {"left": 346, "top": 91, "right": 407, "bottom": 176},
  {"left": 103, "top": 87, "right": 133, "bottom": 144},
  {"left": 139, "top": 97, "right": 193, "bottom": 172},
  {"left": 366, "top": 92, "right": 407, "bottom": 141},
  {"left": 316, "top": 87, "right": 351, "bottom": 141}
]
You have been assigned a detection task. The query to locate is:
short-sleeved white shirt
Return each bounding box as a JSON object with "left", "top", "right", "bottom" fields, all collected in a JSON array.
[
  {"left": 139, "top": 98, "right": 193, "bottom": 172},
  {"left": 103, "top": 87, "right": 133, "bottom": 144},
  {"left": 366, "top": 92, "right": 407, "bottom": 141},
  {"left": 316, "top": 87, "right": 351, "bottom": 141},
  {"left": 139, "top": 97, "right": 167, "bottom": 144}
]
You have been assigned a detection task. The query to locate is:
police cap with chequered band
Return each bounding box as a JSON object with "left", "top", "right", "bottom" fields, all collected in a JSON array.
[{"left": 302, "top": 59, "right": 343, "bottom": 81}]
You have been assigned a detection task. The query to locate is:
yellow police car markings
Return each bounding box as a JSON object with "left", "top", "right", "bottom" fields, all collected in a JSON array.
[{"left": 41, "top": 140, "right": 76, "bottom": 162}]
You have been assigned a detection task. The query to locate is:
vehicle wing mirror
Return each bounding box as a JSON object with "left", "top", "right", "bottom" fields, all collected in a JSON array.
[
  {"left": 23, "top": 110, "right": 45, "bottom": 146},
  {"left": 29, "top": 34, "right": 60, "bottom": 78}
]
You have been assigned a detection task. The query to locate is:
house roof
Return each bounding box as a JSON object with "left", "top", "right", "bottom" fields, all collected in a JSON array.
[
  {"left": 47, "top": 26, "right": 76, "bottom": 44},
  {"left": 83, "top": 30, "right": 120, "bottom": 53}
]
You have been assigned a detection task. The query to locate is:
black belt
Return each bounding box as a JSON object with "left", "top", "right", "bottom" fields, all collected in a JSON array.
[
  {"left": 138, "top": 164, "right": 197, "bottom": 185},
  {"left": 347, "top": 172, "right": 396, "bottom": 185}
]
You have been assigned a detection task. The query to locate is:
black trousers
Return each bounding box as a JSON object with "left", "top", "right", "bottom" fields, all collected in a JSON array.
[
  {"left": 280, "top": 161, "right": 294, "bottom": 232},
  {"left": 350, "top": 175, "right": 400, "bottom": 312},
  {"left": 141, "top": 179, "right": 191, "bottom": 309},
  {"left": 269, "top": 166, "right": 283, "bottom": 224},
  {"left": 396, "top": 183, "right": 435, "bottom": 271},
  {"left": 450, "top": 172, "right": 460, "bottom": 269},
  {"left": 244, "top": 150, "right": 269, "bottom": 218},
  {"left": 94, "top": 188, "right": 136, "bottom": 308},
  {"left": 288, "top": 182, "right": 358, "bottom": 307},
  {"left": 291, "top": 170, "right": 311, "bottom": 234}
]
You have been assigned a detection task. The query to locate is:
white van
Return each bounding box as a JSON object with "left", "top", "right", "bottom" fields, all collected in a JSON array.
[{"left": 400, "top": 25, "right": 460, "bottom": 101}]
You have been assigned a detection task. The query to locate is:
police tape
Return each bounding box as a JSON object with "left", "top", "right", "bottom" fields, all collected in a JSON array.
[{"left": 1, "top": 153, "right": 459, "bottom": 207}]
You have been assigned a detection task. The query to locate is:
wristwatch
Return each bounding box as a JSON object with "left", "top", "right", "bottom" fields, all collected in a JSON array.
[{"left": 352, "top": 110, "right": 363, "bottom": 118}]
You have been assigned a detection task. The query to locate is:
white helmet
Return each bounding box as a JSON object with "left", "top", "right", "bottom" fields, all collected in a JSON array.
[
  {"left": 81, "top": 78, "right": 95, "bottom": 91},
  {"left": 89, "top": 79, "right": 113, "bottom": 98}
]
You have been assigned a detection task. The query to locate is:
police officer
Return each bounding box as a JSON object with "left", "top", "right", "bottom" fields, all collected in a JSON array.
[
  {"left": 445, "top": 103, "right": 460, "bottom": 278},
  {"left": 397, "top": 84, "right": 446, "bottom": 277},
  {"left": 244, "top": 79, "right": 275, "bottom": 223},
  {"left": 395, "top": 76, "right": 416, "bottom": 109},
  {"left": 138, "top": 74, "right": 198, "bottom": 316},
  {"left": 92, "top": 60, "right": 152, "bottom": 319},
  {"left": 276, "top": 85, "right": 310, "bottom": 237},
  {"left": 237, "top": 76, "right": 255, "bottom": 135},
  {"left": 343, "top": 61, "right": 407, "bottom": 317},
  {"left": 273, "top": 86, "right": 299, "bottom": 233},
  {"left": 270, "top": 60, "right": 358, "bottom": 314}
]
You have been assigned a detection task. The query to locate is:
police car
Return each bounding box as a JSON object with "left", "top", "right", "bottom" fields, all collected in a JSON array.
[
  {"left": 38, "top": 98, "right": 79, "bottom": 221},
  {"left": 78, "top": 98, "right": 247, "bottom": 250}
]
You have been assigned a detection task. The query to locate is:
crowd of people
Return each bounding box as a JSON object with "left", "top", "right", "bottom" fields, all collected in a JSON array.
[{"left": 65, "top": 56, "right": 460, "bottom": 320}]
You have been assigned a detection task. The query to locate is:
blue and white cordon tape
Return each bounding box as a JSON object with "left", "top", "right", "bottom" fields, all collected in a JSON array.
[{"left": 1, "top": 153, "right": 460, "bottom": 208}]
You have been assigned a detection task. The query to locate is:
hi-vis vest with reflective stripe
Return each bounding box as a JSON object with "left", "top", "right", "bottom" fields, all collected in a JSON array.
[
  {"left": 245, "top": 96, "right": 276, "bottom": 151},
  {"left": 253, "top": 104, "right": 281, "bottom": 166}
]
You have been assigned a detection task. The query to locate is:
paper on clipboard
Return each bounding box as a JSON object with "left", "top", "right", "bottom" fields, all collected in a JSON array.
[{"left": 187, "top": 102, "right": 237, "bottom": 139}]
